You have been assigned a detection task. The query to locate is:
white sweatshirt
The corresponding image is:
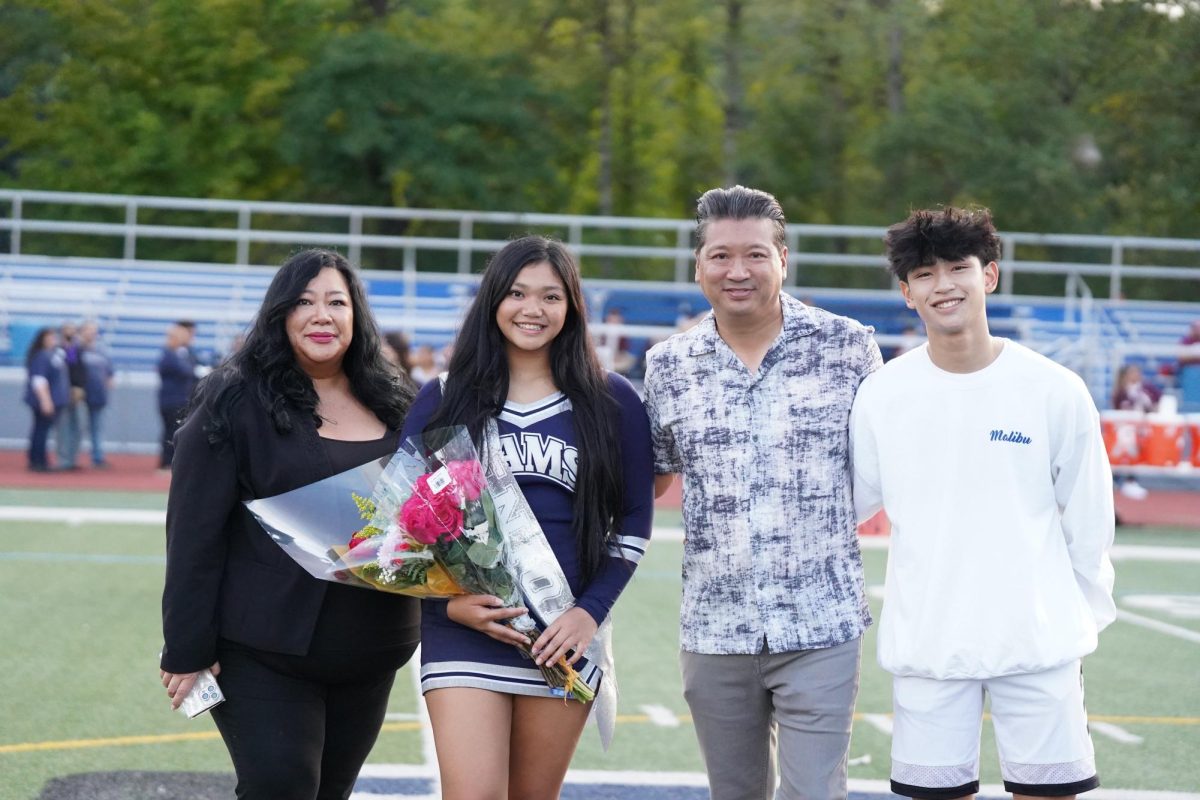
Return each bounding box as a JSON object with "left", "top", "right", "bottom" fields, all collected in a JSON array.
[{"left": 850, "top": 340, "right": 1116, "bottom": 680}]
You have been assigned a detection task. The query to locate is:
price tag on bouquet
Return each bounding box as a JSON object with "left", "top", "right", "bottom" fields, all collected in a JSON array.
[{"left": 426, "top": 466, "right": 453, "bottom": 495}]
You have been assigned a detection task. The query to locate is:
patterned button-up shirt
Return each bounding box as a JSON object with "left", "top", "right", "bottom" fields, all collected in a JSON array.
[{"left": 644, "top": 293, "right": 882, "bottom": 655}]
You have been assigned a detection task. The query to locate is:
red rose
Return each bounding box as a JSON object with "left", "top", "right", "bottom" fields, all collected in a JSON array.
[
  {"left": 400, "top": 473, "right": 464, "bottom": 545},
  {"left": 446, "top": 459, "right": 486, "bottom": 502}
]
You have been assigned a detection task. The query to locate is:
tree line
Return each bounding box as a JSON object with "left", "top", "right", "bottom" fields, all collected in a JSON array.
[{"left": 1, "top": 0, "right": 1198, "bottom": 285}]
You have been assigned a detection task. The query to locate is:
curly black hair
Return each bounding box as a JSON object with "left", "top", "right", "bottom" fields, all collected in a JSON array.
[
  {"left": 884, "top": 207, "right": 1001, "bottom": 281},
  {"left": 189, "top": 249, "right": 416, "bottom": 445}
]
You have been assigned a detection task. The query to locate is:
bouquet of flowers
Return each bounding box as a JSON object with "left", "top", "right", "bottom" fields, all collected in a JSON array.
[{"left": 245, "top": 425, "right": 594, "bottom": 702}]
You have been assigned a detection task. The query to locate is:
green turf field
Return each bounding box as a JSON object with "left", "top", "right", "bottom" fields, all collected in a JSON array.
[{"left": 1, "top": 490, "right": 1197, "bottom": 799}]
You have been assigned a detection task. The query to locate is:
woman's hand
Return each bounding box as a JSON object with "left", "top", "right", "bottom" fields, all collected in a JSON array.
[
  {"left": 531, "top": 607, "right": 598, "bottom": 667},
  {"left": 160, "top": 661, "right": 221, "bottom": 710},
  {"left": 446, "top": 595, "right": 531, "bottom": 647}
]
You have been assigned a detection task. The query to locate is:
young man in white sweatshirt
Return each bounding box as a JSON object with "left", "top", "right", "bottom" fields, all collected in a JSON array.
[{"left": 850, "top": 207, "right": 1116, "bottom": 800}]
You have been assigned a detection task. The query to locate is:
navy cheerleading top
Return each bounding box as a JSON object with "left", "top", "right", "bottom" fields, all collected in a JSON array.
[{"left": 398, "top": 372, "right": 654, "bottom": 697}]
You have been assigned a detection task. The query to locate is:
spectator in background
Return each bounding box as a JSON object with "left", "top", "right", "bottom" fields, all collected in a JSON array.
[
  {"left": 408, "top": 343, "right": 438, "bottom": 384},
  {"left": 55, "top": 320, "right": 84, "bottom": 470},
  {"left": 890, "top": 324, "right": 923, "bottom": 360},
  {"left": 79, "top": 320, "right": 115, "bottom": 469},
  {"left": 1181, "top": 319, "right": 1200, "bottom": 361},
  {"left": 380, "top": 330, "right": 413, "bottom": 378},
  {"left": 1110, "top": 363, "right": 1159, "bottom": 500},
  {"left": 594, "top": 308, "right": 637, "bottom": 376},
  {"left": 157, "top": 320, "right": 200, "bottom": 470},
  {"left": 1179, "top": 320, "right": 1200, "bottom": 413},
  {"left": 674, "top": 302, "right": 708, "bottom": 332},
  {"left": 228, "top": 332, "right": 246, "bottom": 357},
  {"left": 1110, "top": 363, "right": 1159, "bottom": 413},
  {"left": 24, "top": 327, "right": 69, "bottom": 472}
]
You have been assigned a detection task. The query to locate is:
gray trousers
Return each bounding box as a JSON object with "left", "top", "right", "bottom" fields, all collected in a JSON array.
[{"left": 680, "top": 636, "right": 862, "bottom": 800}]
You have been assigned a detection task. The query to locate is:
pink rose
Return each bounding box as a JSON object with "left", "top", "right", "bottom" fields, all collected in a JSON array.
[
  {"left": 400, "top": 473, "right": 464, "bottom": 545},
  {"left": 446, "top": 459, "right": 486, "bottom": 502}
]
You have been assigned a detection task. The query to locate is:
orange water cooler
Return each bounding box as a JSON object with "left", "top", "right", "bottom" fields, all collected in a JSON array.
[
  {"left": 1138, "top": 413, "right": 1185, "bottom": 467},
  {"left": 1101, "top": 410, "right": 1143, "bottom": 465}
]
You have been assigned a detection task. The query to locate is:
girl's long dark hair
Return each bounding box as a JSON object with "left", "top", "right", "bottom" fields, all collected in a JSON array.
[
  {"left": 427, "top": 236, "right": 623, "bottom": 584},
  {"left": 25, "top": 327, "right": 55, "bottom": 367},
  {"left": 191, "top": 249, "right": 416, "bottom": 444}
]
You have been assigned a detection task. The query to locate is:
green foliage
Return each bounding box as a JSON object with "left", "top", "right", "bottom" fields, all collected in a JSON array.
[
  {"left": 1, "top": 0, "right": 1198, "bottom": 258},
  {"left": 0, "top": 0, "right": 335, "bottom": 198},
  {"left": 278, "top": 29, "right": 565, "bottom": 211}
]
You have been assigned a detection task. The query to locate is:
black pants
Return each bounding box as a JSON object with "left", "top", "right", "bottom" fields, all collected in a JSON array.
[
  {"left": 210, "top": 641, "right": 417, "bottom": 800},
  {"left": 28, "top": 408, "right": 59, "bottom": 469}
]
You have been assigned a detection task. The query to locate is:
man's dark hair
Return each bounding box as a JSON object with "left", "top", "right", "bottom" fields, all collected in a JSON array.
[
  {"left": 176, "top": 320, "right": 197, "bottom": 330},
  {"left": 884, "top": 207, "right": 1001, "bottom": 281},
  {"left": 695, "top": 185, "right": 787, "bottom": 252}
]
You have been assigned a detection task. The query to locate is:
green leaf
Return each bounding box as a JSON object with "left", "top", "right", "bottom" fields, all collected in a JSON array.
[{"left": 467, "top": 541, "right": 501, "bottom": 569}]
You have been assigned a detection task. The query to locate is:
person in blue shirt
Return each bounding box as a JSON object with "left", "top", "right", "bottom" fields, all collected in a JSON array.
[
  {"left": 23, "top": 327, "right": 70, "bottom": 472},
  {"left": 400, "top": 236, "right": 654, "bottom": 800},
  {"left": 157, "top": 319, "right": 200, "bottom": 469},
  {"left": 79, "top": 320, "right": 116, "bottom": 468},
  {"left": 55, "top": 320, "right": 85, "bottom": 470}
]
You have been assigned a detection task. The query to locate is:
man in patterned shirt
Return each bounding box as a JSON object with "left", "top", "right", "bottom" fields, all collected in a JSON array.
[{"left": 643, "top": 185, "right": 882, "bottom": 800}]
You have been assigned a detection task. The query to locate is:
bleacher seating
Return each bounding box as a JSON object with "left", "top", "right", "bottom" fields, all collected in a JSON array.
[
  {"left": 2, "top": 254, "right": 1196, "bottom": 409},
  {"left": 0, "top": 256, "right": 474, "bottom": 370}
]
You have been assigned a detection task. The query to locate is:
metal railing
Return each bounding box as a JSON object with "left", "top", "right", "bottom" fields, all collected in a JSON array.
[{"left": 3, "top": 189, "right": 1200, "bottom": 296}]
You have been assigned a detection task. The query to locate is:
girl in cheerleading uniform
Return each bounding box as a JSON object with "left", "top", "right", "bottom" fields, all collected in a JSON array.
[{"left": 399, "top": 236, "right": 654, "bottom": 800}]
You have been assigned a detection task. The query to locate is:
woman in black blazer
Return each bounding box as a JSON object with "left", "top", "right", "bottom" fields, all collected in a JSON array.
[{"left": 159, "top": 249, "right": 419, "bottom": 800}]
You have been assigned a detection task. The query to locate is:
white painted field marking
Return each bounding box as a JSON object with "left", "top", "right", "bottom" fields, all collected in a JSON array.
[
  {"left": 1090, "top": 720, "right": 1144, "bottom": 745},
  {"left": 852, "top": 534, "right": 1200, "bottom": 562},
  {"left": 0, "top": 506, "right": 165, "bottom": 525},
  {"left": 1110, "top": 545, "right": 1200, "bottom": 564},
  {"left": 655, "top": 526, "right": 685, "bottom": 542},
  {"left": 639, "top": 703, "right": 681, "bottom": 727},
  {"left": 1116, "top": 609, "right": 1200, "bottom": 645},
  {"left": 861, "top": 713, "right": 894, "bottom": 736},
  {"left": 1123, "top": 594, "right": 1200, "bottom": 619},
  {"left": 5, "top": 507, "right": 1197, "bottom": 571},
  {"left": 382, "top": 712, "right": 421, "bottom": 722}
]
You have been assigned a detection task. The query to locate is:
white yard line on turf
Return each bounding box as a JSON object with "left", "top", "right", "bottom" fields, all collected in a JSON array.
[
  {"left": 3, "top": 510, "right": 1199, "bottom": 566},
  {"left": 0, "top": 506, "right": 165, "bottom": 525},
  {"left": 639, "top": 704, "right": 682, "bottom": 727},
  {"left": 1116, "top": 609, "right": 1200, "bottom": 645},
  {"left": 660, "top": 525, "right": 1200, "bottom": 562},
  {"left": 1090, "top": 720, "right": 1145, "bottom": 745},
  {"left": 861, "top": 713, "right": 894, "bottom": 736}
]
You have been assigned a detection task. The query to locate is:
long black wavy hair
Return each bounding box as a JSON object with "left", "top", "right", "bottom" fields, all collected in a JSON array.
[
  {"left": 25, "top": 327, "right": 56, "bottom": 367},
  {"left": 191, "top": 248, "right": 416, "bottom": 445},
  {"left": 426, "top": 236, "right": 624, "bottom": 584}
]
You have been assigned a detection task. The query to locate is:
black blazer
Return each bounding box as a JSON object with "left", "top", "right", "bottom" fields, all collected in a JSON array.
[{"left": 160, "top": 384, "right": 411, "bottom": 674}]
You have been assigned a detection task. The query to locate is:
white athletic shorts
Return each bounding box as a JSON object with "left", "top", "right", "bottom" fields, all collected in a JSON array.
[{"left": 890, "top": 660, "right": 1099, "bottom": 799}]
